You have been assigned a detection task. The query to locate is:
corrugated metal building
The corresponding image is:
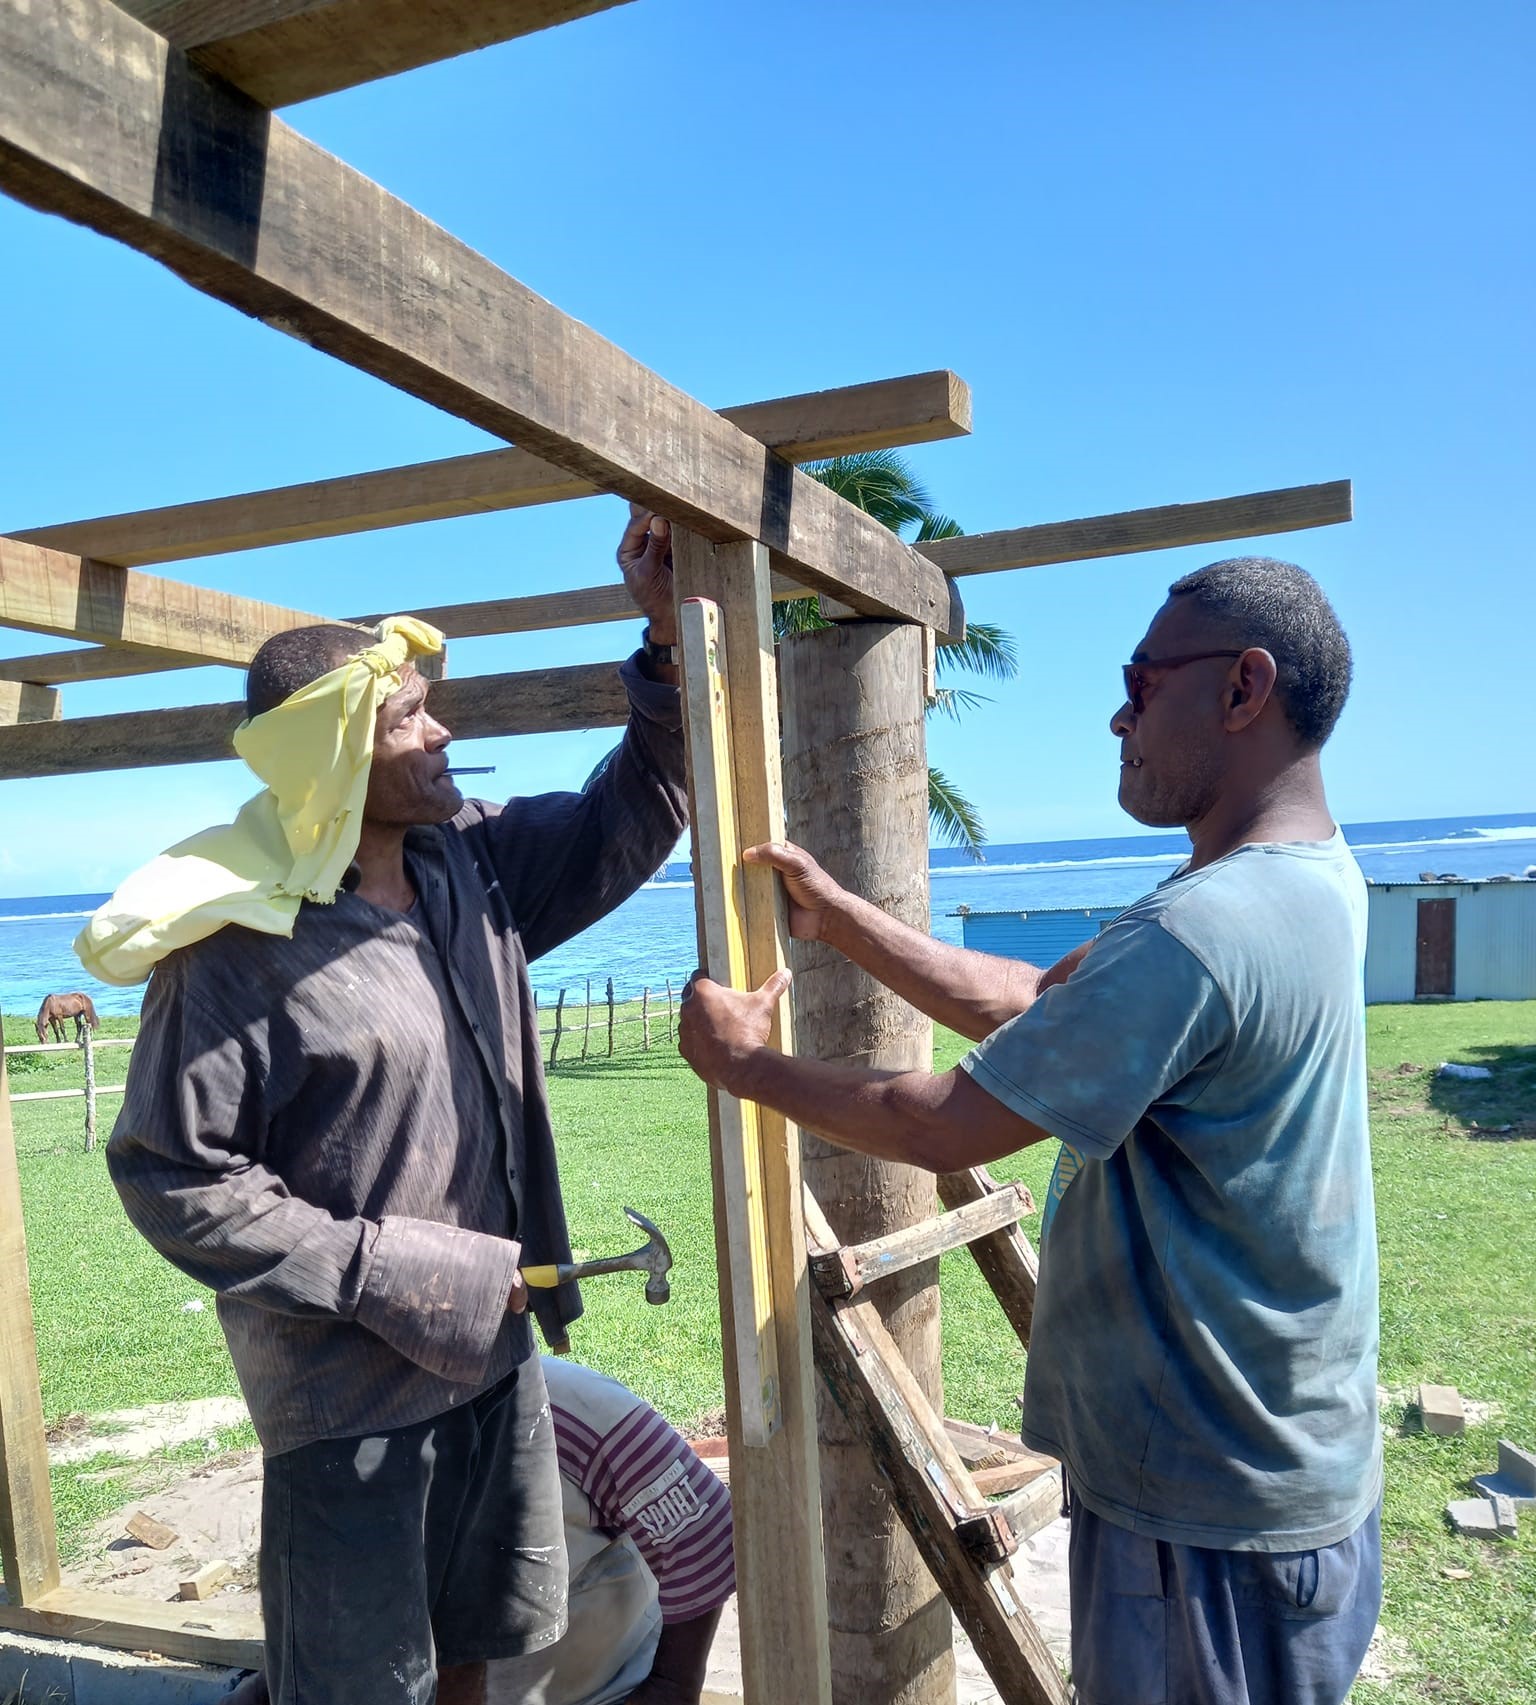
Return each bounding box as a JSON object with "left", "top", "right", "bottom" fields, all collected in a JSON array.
[
  {"left": 1362, "top": 879, "right": 1536, "bottom": 1003},
  {"left": 955, "top": 879, "right": 1536, "bottom": 1004},
  {"left": 952, "top": 905, "right": 1122, "bottom": 967}
]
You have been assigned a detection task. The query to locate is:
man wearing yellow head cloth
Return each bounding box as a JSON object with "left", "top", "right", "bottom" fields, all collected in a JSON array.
[{"left": 103, "top": 509, "right": 688, "bottom": 1705}]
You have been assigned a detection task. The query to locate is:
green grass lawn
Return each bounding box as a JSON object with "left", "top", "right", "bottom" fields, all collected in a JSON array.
[{"left": 5, "top": 1000, "right": 1533, "bottom": 1699}]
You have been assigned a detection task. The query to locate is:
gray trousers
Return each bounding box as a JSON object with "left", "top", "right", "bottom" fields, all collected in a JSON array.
[{"left": 1068, "top": 1498, "right": 1381, "bottom": 1705}]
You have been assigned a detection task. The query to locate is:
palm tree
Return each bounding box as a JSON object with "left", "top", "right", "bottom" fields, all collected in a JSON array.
[{"left": 780, "top": 450, "right": 1018, "bottom": 859}]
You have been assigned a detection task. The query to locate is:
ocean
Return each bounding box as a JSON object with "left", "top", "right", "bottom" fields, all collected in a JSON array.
[{"left": 2, "top": 813, "right": 1533, "bottom": 1022}]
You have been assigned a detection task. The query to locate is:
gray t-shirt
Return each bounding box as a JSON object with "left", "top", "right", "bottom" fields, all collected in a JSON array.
[{"left": 960, "top": 832, "right": 1381, "bottom": 1551}]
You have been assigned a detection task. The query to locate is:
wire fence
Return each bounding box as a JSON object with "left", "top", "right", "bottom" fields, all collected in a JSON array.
[
  {"left": 1, "top": 1031, "right": 134, "bottom": 1151},
  {"left": 533, "top": 976, "right": 686, "bottom": 1067}
]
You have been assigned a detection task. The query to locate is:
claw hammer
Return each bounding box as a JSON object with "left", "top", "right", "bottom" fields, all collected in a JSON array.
[{"left": 521, "top": 1206, "right": 672, "bottom": 1304}]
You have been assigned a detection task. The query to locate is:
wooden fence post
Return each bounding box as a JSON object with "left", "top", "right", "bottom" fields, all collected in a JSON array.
[
  {"left": 582, "top": 978, "right": 592, "bottom": 1060},
  {"left": 550, "top": 988, "right": 567, "bottom": 1067},
  {"left": 0, "top": 1014, "right": 63, "bottom": 1603},
  {"left": 642, "top": 987, "right": 651, "bottom": 1052},
  {"left": 81, "top": 1028, "right": 97, "bottom": 1153},
  {"left": 606, "top": 978, "right": 616, "bottom": 1057},
  {"left": 666, "top": 978, "right": 675, "bottom": 1042}
]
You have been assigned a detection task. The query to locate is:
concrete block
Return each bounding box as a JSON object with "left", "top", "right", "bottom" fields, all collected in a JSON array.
[
  {"left": 1491, "top": 1495, "right": 1519, "bottom": 1538},
  {"left": 1417, "top": 1382, "right": 1465, "bottom": 1436},
  {"left": 0, "top": 1632, "right": 75, "bottom": 1701},
  {"left": 1472, "top": 1438, "right": 1536, "bottom": 1509},
  {"left": 71, "top": 1657, "right": 245, "bottom": 1704},
  {"left": 1446, "top": 1497, "right": 1502, "bottom": 1538}
]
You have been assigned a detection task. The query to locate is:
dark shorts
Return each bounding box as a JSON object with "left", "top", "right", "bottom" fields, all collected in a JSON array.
[
  {"left": 261, "top": 1355, "right": 567, "bottom": 1705},
  {"left": 1068, "top": 1497, "right": 1382, "bottom": 1705}
]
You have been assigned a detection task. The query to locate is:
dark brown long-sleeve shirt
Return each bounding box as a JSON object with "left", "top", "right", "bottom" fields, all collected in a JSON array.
[{"left": 107, "top": 657, "right": 687, "bottom": 1456}]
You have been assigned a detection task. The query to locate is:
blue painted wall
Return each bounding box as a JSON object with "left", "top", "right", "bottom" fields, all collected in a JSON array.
[{"left": 957, "top": 907, "right": 1122, "bottom": 965}]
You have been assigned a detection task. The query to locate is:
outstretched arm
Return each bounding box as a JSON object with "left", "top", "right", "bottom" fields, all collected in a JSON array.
[
  {"left": 679, "top": 969, "right": 1051, "bottom": 1172},
  {"left": 748, "top": 841, "right": 1089, "bottom": 1042}
]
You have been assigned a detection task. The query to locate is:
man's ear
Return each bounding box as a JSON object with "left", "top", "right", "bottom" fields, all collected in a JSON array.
[{"left": 1223, "top": 648, "right": 1278, "bottom": 733}]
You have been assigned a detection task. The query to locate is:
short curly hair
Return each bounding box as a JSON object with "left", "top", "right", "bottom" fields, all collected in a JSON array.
[
  {"left": 245, "top": 623, "right": 376, "bottom": 719},
  {"left": 1167, "top": 557, "right": 1353, "bottom": 749}
]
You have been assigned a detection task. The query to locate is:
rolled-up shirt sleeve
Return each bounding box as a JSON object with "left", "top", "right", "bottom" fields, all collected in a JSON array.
[{"left": 108, "top": 965, "right": 518, "bottom": 1388}]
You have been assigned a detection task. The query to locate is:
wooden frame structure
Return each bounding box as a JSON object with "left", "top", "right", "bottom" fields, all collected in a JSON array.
[{"left": 0, "top": 2, "right": 1353, "bottom": 1697}]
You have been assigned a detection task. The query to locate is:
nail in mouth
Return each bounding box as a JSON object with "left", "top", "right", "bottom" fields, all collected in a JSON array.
[{"left": 445, "top": 766, "right": 496, "bottom": 776}]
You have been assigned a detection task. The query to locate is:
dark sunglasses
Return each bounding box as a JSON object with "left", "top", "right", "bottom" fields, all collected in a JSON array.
[{"left": 1121, "top": 651, "right": 1244, "bottom": 715}]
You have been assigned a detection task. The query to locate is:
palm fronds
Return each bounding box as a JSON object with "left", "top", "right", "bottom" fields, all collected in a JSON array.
[{"left": 928, "top": 767, "right": 988, "bottom": 861}]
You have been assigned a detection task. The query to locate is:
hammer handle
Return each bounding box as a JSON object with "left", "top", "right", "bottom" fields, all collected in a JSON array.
[{"left": 520, "top": 1264, "right": 565, "bottom": 1289}]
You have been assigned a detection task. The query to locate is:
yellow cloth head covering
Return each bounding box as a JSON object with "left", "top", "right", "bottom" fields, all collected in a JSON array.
[{"left": 75, "top": 617, "right": 445, "bottom": 986}]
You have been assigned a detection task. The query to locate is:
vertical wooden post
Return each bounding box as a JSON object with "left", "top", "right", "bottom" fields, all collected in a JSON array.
[
  {"left": 666, "top": 978, "right": 675, "bottom": 1041},
  {"left": 0, "top": 1022, "right": 63, "bottom": 1604},
  {"left": 82, "top": 1029, "right": 97, "bottom": 1153},
  {"left": 673, "top": 530, "right": 832, "bottom": 1705},
  {"left": 606, "top": 978, "right": 616, "bottom": 1057},
  {"left": 582, "top": 978, "right": 592, "bottom": 1059},
  {"left": 642, "top": 987, "right": 651, "bottom": 1051},
  {"left": 780, "top": 620, "right": 955, "bottom": 1705},
  {"left": 550, "top": 988, "right": 566, "bottom": 1068}
]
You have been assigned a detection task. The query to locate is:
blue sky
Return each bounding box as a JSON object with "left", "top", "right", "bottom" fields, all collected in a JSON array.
[{"left": 1, "top": 0, "right": 1531, "bottom": 894}]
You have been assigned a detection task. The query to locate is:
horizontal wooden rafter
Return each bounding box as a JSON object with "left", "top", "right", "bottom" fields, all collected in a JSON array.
[
  {"left": 120, "top": 0, "right": 634, "bottom": 109},
  {"left": 13, "top": 372, "right": 971, "bottom": 570},
  {"left": 0, "top": 662, "right": 632, "bottom": 779},
  {"left": 0, "top": 1583, "right": 261, "bottom": 1669},
  {"left": 0, "top": 535, "right": 330, "bottom": 663},
  {"left": 0, "top": 0, "right": 959, "bottom": 637},
  {"left": 920, "top": 479, "right": 1353, "bottom": 577},
  {"left": 0, "top": 481, "right": 1351, "bottom": 686}
]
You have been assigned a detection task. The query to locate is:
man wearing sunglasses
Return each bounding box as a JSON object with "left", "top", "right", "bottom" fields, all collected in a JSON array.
[{"left": 679, "top": 556, "right": 1380, "bottom": 1705}]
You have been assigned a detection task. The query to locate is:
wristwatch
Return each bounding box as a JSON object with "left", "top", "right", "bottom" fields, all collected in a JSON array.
[{"left": 641, "top": 624, "right": 680, "bottom": 667}]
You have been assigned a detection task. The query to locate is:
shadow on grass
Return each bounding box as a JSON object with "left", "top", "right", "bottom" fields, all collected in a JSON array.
[
  {"left": 546, "top": 1054, "right": 694, "bottom": 1084},
  {"left": 1426, "top": 1038, "right": 1536, "bottom": 1137}
]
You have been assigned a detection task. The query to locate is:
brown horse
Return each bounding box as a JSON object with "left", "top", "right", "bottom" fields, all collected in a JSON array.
[{"left": 35, "top": 991, "right": 101, "bottom": 1044}]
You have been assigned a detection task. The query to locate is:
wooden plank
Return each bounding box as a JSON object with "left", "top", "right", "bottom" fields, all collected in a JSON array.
[
  {"left": 673, "top": 531, "right": 831, "bottom": 1705},
  {"left": 13, "top": 372, "right": 971, "bottom": 570},
  {"left": 3, "top": 1042, "right": 133, "bottom": 1056},
  {"left": 936, "top": 1168, "right": 1039, "bottom": 1347},
  {"left": 0, "top": 535, "right": 327, "bottom": 662},
  {"left": 178, "top": 1558, "right": 233, "bottom": 1601},
  {"left": 0, "top": 2, "right": 958, "bottom": 637},
  {"left": 0, "top": 472, "right": 1339, "bottom": 688},
  {"left": 802, "top": 1190, "right": 1068, "bottom": 1705},
  {"left": 679, "top": 595, "right": 780, "bottom": 1449},
  {"left": 0, "top": 681, "right": 60, "bottom": 724},
  {"left": 921, "top": 481, "right": 1354, "bottom": 578},
  {"left": 0, "top": 1584, "right": 262, "bottom": 1669},
  {"left": 0, "top": 661, "right": 631, "bottom": 779},
  {"left": 120, "top": 1, "right": 635, "bottom": 109},
  {"left": 0, "top": 1047, "right": 61, "bottom": 1604},
  {"left": 812, "top": 1184, "right": 1030, "bottom": 1298},
  {"left": 9, "top": 1087, "right": 126, "bottom": 1103}
]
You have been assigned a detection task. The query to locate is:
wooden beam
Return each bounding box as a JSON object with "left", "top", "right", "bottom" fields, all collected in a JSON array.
[
  {"left": 0, "top": 1584, "right": 261, "bottom": 1669},
  {"left": 0, "top": 661, "right": 631, "bottom": 778},
  {"left": 919, "top": 480, "right": 1354, "bottom": 578},
  {"left": 0, "top": 2, "right": 957, "bottom": 636},
  {"left": 680, "top": 594, "right": 782, "bottom": 1448},
  {"left": 0, "top": 535, "right": 328, "bottom": 662},
  {"left": 12, "top": 372, "right": 972, "bottom": 571},
  {"left": 672, "top": 530, "right": 832, "bottom": 1705},
  {"left": 119, "top": 1, "right": 634, "bottom": 109},
  {"left": 0, "top": 1053, "right": 61, "bottom": 1605},
  {"left": 0, "top": 681, "right": 60, "bottom": 724},
  {"left": 0, "top": 478, "right": 1347, "bottom": 688}
]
